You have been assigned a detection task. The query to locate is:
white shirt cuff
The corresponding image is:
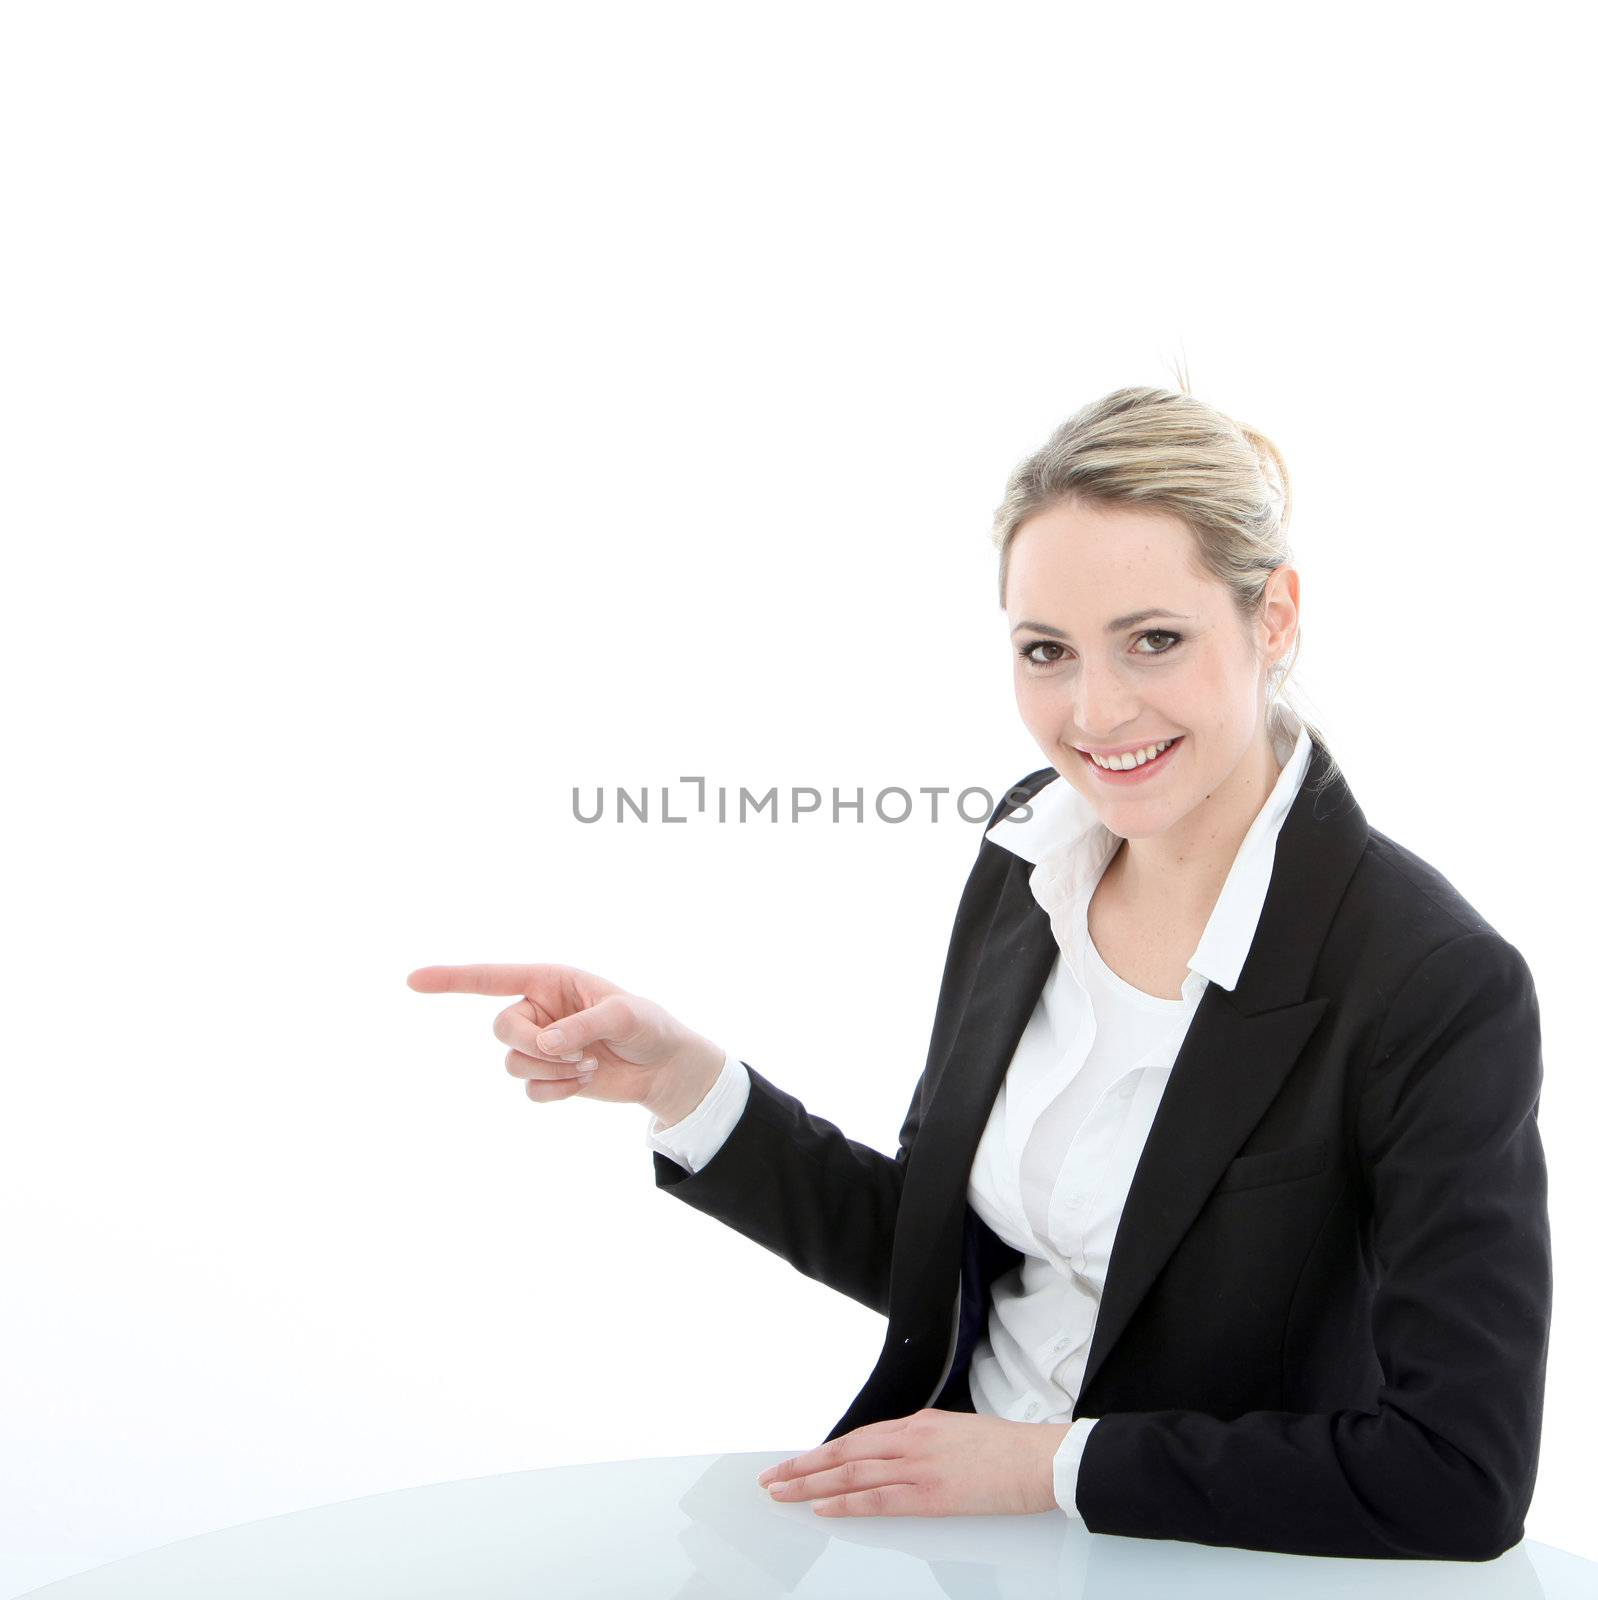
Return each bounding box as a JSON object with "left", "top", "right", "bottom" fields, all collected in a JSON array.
[
  {"left": 1052, "top": 1418, "right": 1097, "bottom": 1518},
  {"left": 646, "top": 1047, "right": 750, "bottom": 1174}
]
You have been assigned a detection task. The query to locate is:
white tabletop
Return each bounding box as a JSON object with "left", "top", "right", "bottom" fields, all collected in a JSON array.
[{"left": 19, "top": 1451, "right": 1598, "bottom": 1598}]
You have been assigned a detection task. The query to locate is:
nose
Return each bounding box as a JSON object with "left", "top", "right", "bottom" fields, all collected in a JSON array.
[{"left": 1072, "top": 657, "right": 1141, "bottom": 743}]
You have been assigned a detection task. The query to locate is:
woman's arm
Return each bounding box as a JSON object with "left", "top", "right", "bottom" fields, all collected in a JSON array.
[
  {"left": 1074, "top": 931, "right": 1552, "bottom": 1560},
  {"left": 652, "top": 1057, "right": 932, "bottom": 1317}
]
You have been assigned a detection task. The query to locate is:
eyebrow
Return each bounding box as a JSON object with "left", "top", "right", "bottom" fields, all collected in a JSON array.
[{"left": 1009, "top": 609, "right": 1196, "bottom": 639}]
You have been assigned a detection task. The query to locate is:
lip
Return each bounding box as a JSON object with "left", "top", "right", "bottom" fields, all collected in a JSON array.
[{"left": 1077, "top": 735, "right": 1183, "bottom": 786}]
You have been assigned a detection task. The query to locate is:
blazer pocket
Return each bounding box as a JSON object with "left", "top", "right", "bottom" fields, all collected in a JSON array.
[{"left": 1213, "top": 1136, "right": 1337, "bottom": 1195}]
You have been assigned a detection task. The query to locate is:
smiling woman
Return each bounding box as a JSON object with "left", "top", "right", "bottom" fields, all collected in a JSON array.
[{"left": 414, "top": 382, "right": 1551, "bottom": 1561}]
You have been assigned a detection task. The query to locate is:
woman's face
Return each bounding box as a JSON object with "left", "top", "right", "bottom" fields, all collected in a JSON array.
[{"left": 1004, "top": 498, "right": 1296, "bottom": 842}]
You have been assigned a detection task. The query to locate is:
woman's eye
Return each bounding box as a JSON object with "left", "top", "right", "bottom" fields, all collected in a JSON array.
[
  {"left": 1134, "top": 629, "right": 1182, "bottom": 655},
  {"left": 1018, "top": 641, "right": 1066, "bottom": 669}
]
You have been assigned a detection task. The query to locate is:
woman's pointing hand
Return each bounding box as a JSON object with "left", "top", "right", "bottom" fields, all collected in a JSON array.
[{"left": 406, "top": 962, "right": 725, "bottom": 1124}]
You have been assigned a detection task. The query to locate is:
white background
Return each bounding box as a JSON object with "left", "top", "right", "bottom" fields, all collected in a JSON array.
[{"left": 3, "top": 2, "right": 1593, "bottom": 1593}]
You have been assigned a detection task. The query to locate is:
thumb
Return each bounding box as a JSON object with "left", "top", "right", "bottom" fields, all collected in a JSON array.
[{"left": 537, "top": 993, "right": 643, "bottom": 1056}]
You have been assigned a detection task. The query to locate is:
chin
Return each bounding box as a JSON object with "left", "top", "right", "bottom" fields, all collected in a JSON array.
[
  {"left": 1109, "top": 813, "right": 1181, "bottom": 841},
  {"left": 1092, "top": 789, "right": 1189, "bottom": 838}
]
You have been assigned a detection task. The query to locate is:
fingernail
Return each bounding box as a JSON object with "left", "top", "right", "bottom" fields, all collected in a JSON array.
[
  {"left": 576, "top": 1071, "right": 596, "bottom": 1085},
  {"left": 538, "top": 1030, "right": 565, "bottom": 1052},
  {"left": 558, "top": 1050, "right": 583, "bottom": 1063}
]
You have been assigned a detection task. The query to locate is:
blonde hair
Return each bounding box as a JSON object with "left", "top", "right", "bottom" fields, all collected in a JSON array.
[{"left": 991, "top": 381, "right": 1339, "bottom": 791}]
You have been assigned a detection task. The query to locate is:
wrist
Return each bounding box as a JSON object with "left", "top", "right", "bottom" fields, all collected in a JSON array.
[{"left": 646, "top": 1034, "right": 726, "bottom": 1128}]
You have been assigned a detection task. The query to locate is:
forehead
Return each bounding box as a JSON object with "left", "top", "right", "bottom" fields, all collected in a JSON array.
[{"left": 1006, "top": 500, "right": 1210, "bottom": 612}]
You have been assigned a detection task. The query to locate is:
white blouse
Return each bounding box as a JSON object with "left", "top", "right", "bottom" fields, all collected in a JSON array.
[{"left": 648, "top": 706, "right": 1314, "bottom": 1518}]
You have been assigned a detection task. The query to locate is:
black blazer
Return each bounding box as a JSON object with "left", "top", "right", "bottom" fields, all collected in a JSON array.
[{"left": 652, "top": 739, "right": 1552, "bottom": 1561}]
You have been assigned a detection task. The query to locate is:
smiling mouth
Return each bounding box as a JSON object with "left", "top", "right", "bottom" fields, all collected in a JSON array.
[{"left": 1074, "top": 736, "right": 1184, "bottom": 781}]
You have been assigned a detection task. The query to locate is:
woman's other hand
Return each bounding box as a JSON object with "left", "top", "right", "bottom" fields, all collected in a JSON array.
[
  {"left": 406, "top": 962, "right": 724, "bottom": 1123},
  {"left": 756, "top": 1411, "right": 1073, "bottom": 1517}
]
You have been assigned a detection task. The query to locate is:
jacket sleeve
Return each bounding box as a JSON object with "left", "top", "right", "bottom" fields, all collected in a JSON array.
[
  {"left": 650, "top": 1054, "right": 932, "bottom": 1317},
  {"left": 1075, "top": 931, "right": 1552, "bottom": 1561}
]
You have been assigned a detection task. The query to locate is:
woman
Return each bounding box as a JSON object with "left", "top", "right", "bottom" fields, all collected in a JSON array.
[{"left": 409, "top": 386, "right": 1551, "bottom": 1561}]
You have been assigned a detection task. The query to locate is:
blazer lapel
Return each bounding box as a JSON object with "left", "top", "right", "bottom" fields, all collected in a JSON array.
[
  {"left": 1070, "top": 989, "right": 1330, "bottom": 1405},
  {"left": 891, "top": 860, "right": 1056, "bottom": 1303}
]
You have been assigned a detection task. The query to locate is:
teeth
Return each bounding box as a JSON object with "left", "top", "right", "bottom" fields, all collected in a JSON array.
[{"left": 1089, "top": 738, "right": 1175, "bottom": 771}]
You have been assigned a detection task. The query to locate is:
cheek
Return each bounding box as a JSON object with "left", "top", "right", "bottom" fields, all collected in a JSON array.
[
  {"left": 1169, "top": 651, "right": 1246, "bottom": 720},
  {"left": 1014, "top": 676, "right": 1060, "bottom": 734}
]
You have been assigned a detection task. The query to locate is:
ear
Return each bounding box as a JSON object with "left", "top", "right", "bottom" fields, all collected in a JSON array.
[{"left": 1259, "top": 565, "right": 1300, "bottom": 667}]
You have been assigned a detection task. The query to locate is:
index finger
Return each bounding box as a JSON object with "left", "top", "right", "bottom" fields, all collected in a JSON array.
[{"left": 407, "top": 964, "right": 543, "bottom": 995}]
